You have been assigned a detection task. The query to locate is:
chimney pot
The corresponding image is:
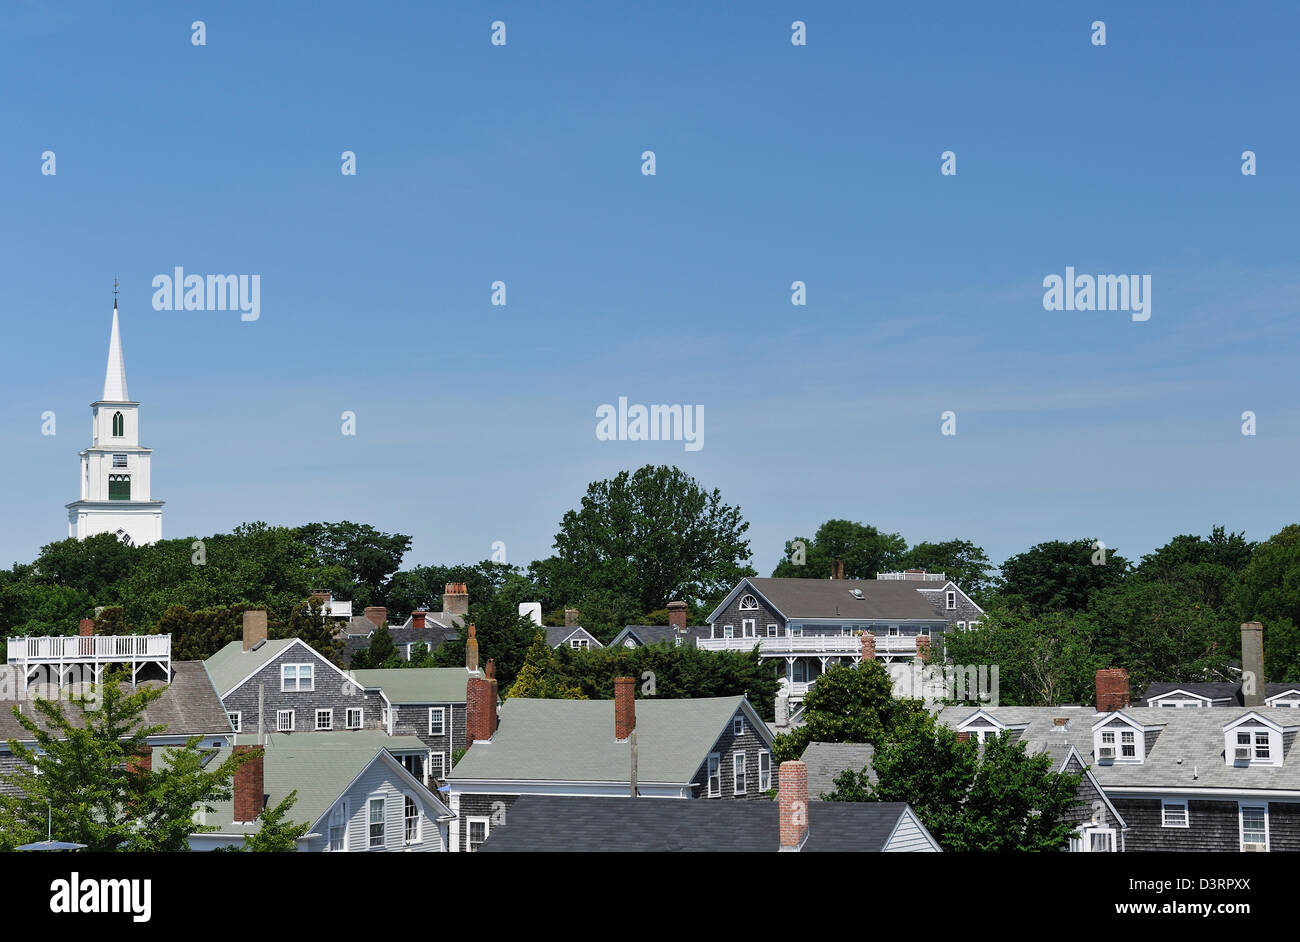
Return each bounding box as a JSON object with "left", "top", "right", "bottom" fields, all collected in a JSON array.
[
  {"left": 442, "top": 582, "right": 470, "bottom": 617},
  {"left": 1095, "top": 668, "right": 1130, "bottom": 712},
  {"left": 78, "top": 618, "right": 94, "bottom": 637},
  {"left": 465, "top": 623, "right": 479, "bottom": 673},
  {"left": 778, "top": 761, "right": 809, "bottom": 851},
  {"left": 232, "top": 745, "right": 265, "bottom": 822},
  {"left": 242, "top": 610, "right": 268, "bottom": 652},
  {"left": 412, "top": 610, "right": 427, "bottom": 630},
  {"left": 614, "top": 676, "right": 636, "bottom": 740},
  {"left": 667, "top": 601, "right": 688, "bottom": 632}
]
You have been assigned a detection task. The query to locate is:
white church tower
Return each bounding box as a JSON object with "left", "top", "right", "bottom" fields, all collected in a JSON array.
[{"left": 65, "top": 294, "right": 164, "bottom": 546}]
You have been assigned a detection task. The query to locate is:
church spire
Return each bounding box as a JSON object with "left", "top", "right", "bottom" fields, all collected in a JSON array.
[{"left": 103, "top": 282, "right": 129, "bottom": 402}]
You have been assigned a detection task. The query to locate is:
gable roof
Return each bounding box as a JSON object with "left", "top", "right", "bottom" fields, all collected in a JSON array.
[
  {"left": 0, "top": 660, "right": 232, "bottom": 746},
  {"left": 449, "top": 696, "right": 768, "bottom": 786},
  {"left": 204, "top": 638, "right": 352, "bottom": 699},
  {"left": 709, "top": 578, "right": 946, "bottom": 624},
  {"left": 545, "top": 626, "right": 602, "bottom": 648},
  {"left": 609, "top": 625, "right": 709, "bottom": 648},
  {"left": 1136, "top": 681, "right": 1300, "bottom": 707},
  {"left": 184, "top": 731, "right": 449, "bottom": 835},
  {"left": 800, "top": 741, "right": 877, "bottom": 797},
  {"left": 478, "top": 796, "right": 933, "bottom": 852},
  {"left": 350, "top": 668, "right": 468, "bottom": 704}
]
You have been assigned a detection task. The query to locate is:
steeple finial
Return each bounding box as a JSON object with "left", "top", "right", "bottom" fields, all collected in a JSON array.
[
  {"left": 103, "top": 293, "right": 129, "bottom": 402},
  {"left": 113, "top": 275, "right": 119, "bottom": 309}
]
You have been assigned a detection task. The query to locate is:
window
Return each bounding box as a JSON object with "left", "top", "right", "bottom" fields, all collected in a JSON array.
[
  {"left": 733, "top": 716, "right": 745, "bottom": 736},
  {"left": 946, "top": 591, "right": 956, "bottom": 610},
  {"left": 787, "top": 626, "right": 802, "bottom": 638},
  {"left": 707, "top": 754, "right": 721, "bottom": 797},
  {"left": 400, "top": 754, "right": 424, "bottom": 781},
  {"left": 741, "top": 619, "right": 756, "bottom": 638},
  {"left": 404, "top": 796, "right": 421, "bottom": 844},
  {"left": 1240, "top": 805, "right": 1268, "bottom": 850},
  {"left": 1255, "top": 731, "right": 1270, "bottom": 760},
  {"left": 570, "top": 638, "right": 589, "bottom": 649},
  {"left": 467, "top": 817, "right": 490, "bottom": 852},
  {"left": 316, "top": 709, "right": 333, "bottom": 730},
  {"left": 281, "top": 664, "right": 314, "bottom": 692},
  {"left": 723, "top": 625, "right": 734, "bottom": 639},
  {"left": 108, "top": 474, "right": 130, "bottom": 500},
  {"left": 346, "top": 708, "right": 363, "bottom": 729},
  {"left": 759, "top": 752, "right": 771, "bottom": 791},
  {"left": 112, "top": 453, "right": 127, "bottom": 469},
  {"left": 368, "top": 797, "right": 386, "bottom": 848},
  {"left": 1162, "top": 800, "right": 1189, "bottom": 828},
  {"left": 328, "top": 801, "right": 348, "bottom": 852},
  {"left": 1068, "top": 825, "right": 1116, "bottom": 853},
  {"left": 112, "top": 411, "right": 124, "bottom": 437},
  {"left": 767, "top": 624, "right": 778, "bottom": 637},
  {"left": 733, "top": 752, "right": 747, "bottom": 795},
  {"left": 277, "top": 710, "right": 294, "bottom": 732},
  {"left": 956, "top": 621, "right": 966, "bottom": 630},
  {"left": 739, "top": 594, "right": 759, "bottom": 611},
  {"left": 429, "top": 752, "right": 446, "bottom": 780},
  {"left": 429, "top": 707, "right": 445, "bottom": 736},
  {"left": 1120, "top": 730, "right": 1136, "bottom": 758},
  {"left": 227, "top": 711, "right": 241, "bottom": 732}
]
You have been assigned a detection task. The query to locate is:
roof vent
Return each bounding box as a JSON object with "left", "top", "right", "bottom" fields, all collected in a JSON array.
[
  {"left": 251, "top": 638, "right": 267, "bottom": 651},
  {"left": 850, "top": 589, "right": 864, "bottom": 599}
]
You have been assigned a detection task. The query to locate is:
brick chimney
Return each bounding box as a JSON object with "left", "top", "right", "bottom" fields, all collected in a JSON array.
[
  {"left": 233, "top": 745, "right": 265, "bottom": 822},
  {"left": 1241, "top": 622, "right": 1265, "bottom": 707},
  {"left": 311, "top": 589, "right": 331, "bottom": 606},
  {"left": 442, "top": 583, "right": 469, "bottom": 617},
  {"left": 667, "top": 601, "right": 688, "bottom": 632},
  {"left": 614, "top": 676, "right": 636, "bottom": 740},
  {"left": 78, "top": 618, "right": 94, "bottom": 637},
  {"left": 1095, "top": 668, "right": 1130, "bottom": 712},
  {"left": 565, "top": 608, "right": 580, "bottom": 627},
  {"left": 364, "top": 606, "right": 387, "bottom": 629},
  {"left": 412, "top": 610, "right": 427, "bottom": 630},
  {"left": 127, "top": 746, "right": 152, "bottom": 775},
  {"left": 242, "top": 610, "right": 268, "bottom": 652},
  {"left": 466, "top": 658, "right": 497, "bottom": 748},
  {"left": 860, "top": 631, "right": 876, "bottom": 662},
  {"left": 465, "top": 623, "right": 479, "bottom": 673},
  {"left": 915, "top": 635, "right": 931, "bottom": 663},
  {"left": 831, "top": 559, "right": 845, "bottom": 580},
  {"left": 778, "top": 761, "right": 809, "bottom": 851}
]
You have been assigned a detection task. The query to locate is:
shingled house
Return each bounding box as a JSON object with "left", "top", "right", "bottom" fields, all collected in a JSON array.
[{"left": 341, "top": 582, "right": 469, "bottom": 666}]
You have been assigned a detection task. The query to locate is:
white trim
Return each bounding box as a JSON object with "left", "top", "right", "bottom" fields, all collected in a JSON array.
[
  {"left": 733, "top": 751, "right": 746, "bottom": 795},
  {"left": 706, "top": 579, "right": 785, "bottom": 627},
  {"left": 1161, "top": 798, "right": 1189, "bottom": 828},
  {"left": 367, "top": 793, "right": 387, "bottom": 849},
  {"left": 759, "top": 751, "right": 771, "bottom": 791},
  {"left": 733, "top": 715, "right": 744, "bottom": 736},
  {"left": 429, "top": 706, "right": 446, "bottom": 736},
  {"left": 326, "top": 798, "right": 349, "bottom": 852},
  {"left": 403, "top": 793, "right": 423, "bottom": 846},
  {"left": 882, "top": 806, "right": 944, "bottom": 852},
  {"left": 280, "top": 662, "right": 316, "bottom": 692},
  {"left": 466, "top": 815, "right": 491, "bottom": 852},
  {"left": 1238, "top": 802, "right": 1269, "bottom": 851},
  {"left": 227, "top": 711, "right": 241, "bottom": 733},
  {"left": 221, "top": 637, "right": 357, "bottom": 699},
  {"left": 707, "top": 753, "right": 721, "bottom": 798},
  {"left": 346, "top": 707, "right": 364, "bottom": 729},
  {"left": 315, "top": 708, "right": 333, "bottom": 731},
  {"left": 276, "top": 709, "right": 295, "bottom": 732}
]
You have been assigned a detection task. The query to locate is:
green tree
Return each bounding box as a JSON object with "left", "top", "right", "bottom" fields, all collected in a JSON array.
[
  {"left": 0, "top": 672, "right": 248, "bottom": 852},
  {"left": 277, "top": 595, "right": 343, "bottom": 666},
  {"left": 798, "top": 661, "right": 924, "bottom": 745},
  {"left": 1136, "top": 526, "right": 1254, "bottom": 612},
  {"left": 430, "top": 598, "right": 541, "bottom": 690},
  {"left": 242, "top": 790, "right": 311, "bottom": 851},
  {"left": 550, "top": 465, "right": 754, "bottom": 613},
  {"left": 899, "top": 539, "right": 996, "bottom": 602},
  {"left": 997, "top": 538, "right": 1131, "bottom": 614},
  {"left": 351, "top": 625, "right": 397, "bottom": 669},
  {"left": 1232, "top": 525, "right": 1300, "bottom": 680},
  {"left": 771, "top": 519, "right": 907, "bottom": 580},
  {"left": 30, "top": 533, "right": 140, "bottom": 603},
  {"left": 830, "top": 712, "right": 1081, "bottom": 852},
  {"left": 505, "top": 633, "right": 589, "bottom": 700},
  {"left": 295, "top": 521, "right": 412, "bottom": 609}
]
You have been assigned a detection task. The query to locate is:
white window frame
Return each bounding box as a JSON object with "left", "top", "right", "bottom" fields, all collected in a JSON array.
[
  {"left": 1239, "top": 803, "right": 1269, "bottom": 851},
  {"left": 707, "top": 753, "right": 721, "bottom": 797},
  {"left": 429, "top": 706, "right": 446, "bottom": 736},
  {"left": 1093, "top": 715, "right": 1146, "bottom": 764},
  {"left": 739, "top": 594, "right": 759, "bottom": 611},
  {"left": 956, "top": 621, "right": 965, "bottom": 630},
  {"left": 741, "top": 619, "right": 756, "bottom": 638},
  {"left": 281, "top": 663, "right": 315, "bottom": 692},
  {"left": 346, "top": 707, "right": 363, "bottom": 729},
  {"left": 1161, "top": 799, "right": 1189, "bottom": 828},
  {"left": 733, "top": 716, "right": 744, "bottom": 736},
  {"left": 946, "top": 591, "right": 956, "bottom": 610},
  {"left": 1225, "top": 716, "right": 1282, "bottom": 767},
  {"left": 327, "top": 799, "right": 348, "bottom": 852},
  {"left": 467, "top": 815, "right": 490, "bottom": 852},
  {"left": 1069, "top": 825, "right": 1117, "bottom": 852},
  {"left": 227, "top": 711, "right": 241, "bottom": 733},
  {"left": 722, "top": 625, "right": 734, "bottom": 639},
  {"left": 429, "top": 752, "right": 447, "bottom": 781},
  {"left": 758, "top": 751, "right": 771, "bottom": 791},
  {"left": 276, "top": 709, "right": 294, "bottom": 732},
  {"left": 569, "top": 637, "right": 589, "bottom": 649},
  {"left": 404, "top": 795, "right": 421, "bottom": 846},
  {"left": 767, "top": 624, "right": 778, "bottom": 637},
  {"left": 316, "top": 709, "right": 333, "bottom": 731},
  {"left": 733, "top": 752, "right": 747, "bottom": 795},
  {"left": 368, "top": 795, "right": 386, "bottom": 849}
]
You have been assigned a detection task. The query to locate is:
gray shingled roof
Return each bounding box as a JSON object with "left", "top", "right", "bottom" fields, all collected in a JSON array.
[
  {"left": 545, "top": 626, "right": 602, "bottom": 648},
  {"left": 800, "top": 742, "right": 877, "bottom": 797},
  {"left": 610, "top": 625, "right": 709, "bottom": 648},
  {"left": 478, "top": 795, "right": 922, "bottom": 852},
  {"left": 203, "top": 638, "right": 300, "bottom": 697},
  {"left": 350, "top": 668, "right": 468, "bottom": 704},
  {"left": 937, "top": 704, "right": 1300, "bottom": 793},
  {"left": 1135, "top": 681, "right": 1300, "bottom": 707},
  {"left": 449, "top": 696, "right": 763, "bottom": 785},
  {"left": 0, "top": 660, "right": 232, "bottom": 744},
  {"left": 731, "top": 578, "right": 946, "bottom": 621}
]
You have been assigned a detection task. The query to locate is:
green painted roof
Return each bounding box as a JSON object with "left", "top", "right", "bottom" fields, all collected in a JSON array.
[
  {"left": 449, "top": 696, "right": 755, "bottom": 785},
  {"left": 162, "top": 731, "right": 437, "bottom": 833},
  {"left": 203, "top": 638, "right": 300, "bottom": 697},
  {"left": 350, "top": 667, "right": 468, "bottom": 704}
]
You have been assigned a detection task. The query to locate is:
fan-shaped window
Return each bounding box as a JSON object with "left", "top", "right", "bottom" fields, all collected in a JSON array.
[
  {"left": 739, "top": 594, "right": 759, "bottom": 611},
  {"left": 114, "top": 529, "right": 134, "bottom": 547},
  {"left": 112, "top": 412, "right": 124, "bottom": 437},
  {"left": 108, "top": 474, "right": 130, "bottom": 500}
]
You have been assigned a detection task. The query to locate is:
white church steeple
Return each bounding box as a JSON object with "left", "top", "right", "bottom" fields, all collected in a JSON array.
[{"left": 65, "top": 287, "right": 164, "bottom": 547}]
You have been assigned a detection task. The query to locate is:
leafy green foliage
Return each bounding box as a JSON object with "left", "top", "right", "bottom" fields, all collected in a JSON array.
[
  {"left": 505, "top": 633, "right": 588, "bottom": 700},
  {"left": 242, "top": 790, "right": 311, "bottom": 852},
  {"left": 0, "top": 671, "right": 248, "bottom": 852},
  {"left": 771, "top": 519, "right": 906, "bottom": 580},
  {"left": 998, "top": 539, "right": 1131, "bottom": 614},
  {"left": 430, "top": 598, "right": 544, "bottom": 690},
  {"left": 798, "top": 661, "right": 925, "bottom": 744},
  {"left": 899, "top": 539, "right": 996, "bottom": 604},
  {"left": 294, "top": 521, "right": 412, "bottom": 609}
]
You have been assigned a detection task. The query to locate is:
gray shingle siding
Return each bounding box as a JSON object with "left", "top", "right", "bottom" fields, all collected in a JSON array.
[
  {"left": 711, "top": 594, "right": 783, "bottom": 639},
  {"left": 1114, "top": 798, "right": 1300, "bottom": 852},
  {"left": 455, "top": 792, "right": 518, "bottom": 852},
  {"left": 1060, "top": 754, "right": 1107, "bottom": 829},
  {"left": 390, "top": 703, "right": 466, "bottom": 778},
  {"left": 687, "top": 711, "right": 773, "bottom": 799},
  {"left": 219, "top": 646, "right": 385, "bottom": 734}
]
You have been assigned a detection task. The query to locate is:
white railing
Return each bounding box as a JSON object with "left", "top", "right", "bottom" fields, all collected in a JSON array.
[
  {"left": 697, "top": 634, "right": 919, "bottom": 655},
  {"left": 7, "top": 634, "right": 171, "bottom": 663}
]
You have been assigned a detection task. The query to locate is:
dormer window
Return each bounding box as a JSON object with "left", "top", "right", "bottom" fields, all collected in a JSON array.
[
  {"left": 1092, "top": 714, "right": 1149, "bottom": 764},
  {"left": 739, "top": 594, "right": 759, "bottom": 611},
  {"left": 1223, "top": 714, "right": 1283, "bottom": 768}
]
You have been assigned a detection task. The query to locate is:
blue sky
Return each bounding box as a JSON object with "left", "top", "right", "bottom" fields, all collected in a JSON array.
[{"left": 3, "top": 0, "right": 1298, "bottom": 577}]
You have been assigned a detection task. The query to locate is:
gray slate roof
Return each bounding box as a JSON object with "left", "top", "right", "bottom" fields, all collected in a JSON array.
[
  {"left": 449, "top": 696, "right": 762, "bottom": 786},
  {"left": 732, "top": 578, "right": 946, "bottom": 621},
  {"left": 937, "top": 704, "right": 1300, "bottom": 794},
  {"left": 800, "top": 741, "right": 877, "bottom": 797},
  {"left": 610, "top": 625, "right": 709, "bottom": 648},
  {"left": 204, "top": 638, "right": 300, "bottom": 697},
  {"left": 478, "top": 795, "right": 921, "bottom": 852},
  {"left": 1135, "top": 681, "right": 1300, "bottom": 707},
  {"left": 0, "top": 660, "right": 232, "bottom": 745},
  {"left": 350, "top": 667, "right": 468, "bottom": 704}
]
